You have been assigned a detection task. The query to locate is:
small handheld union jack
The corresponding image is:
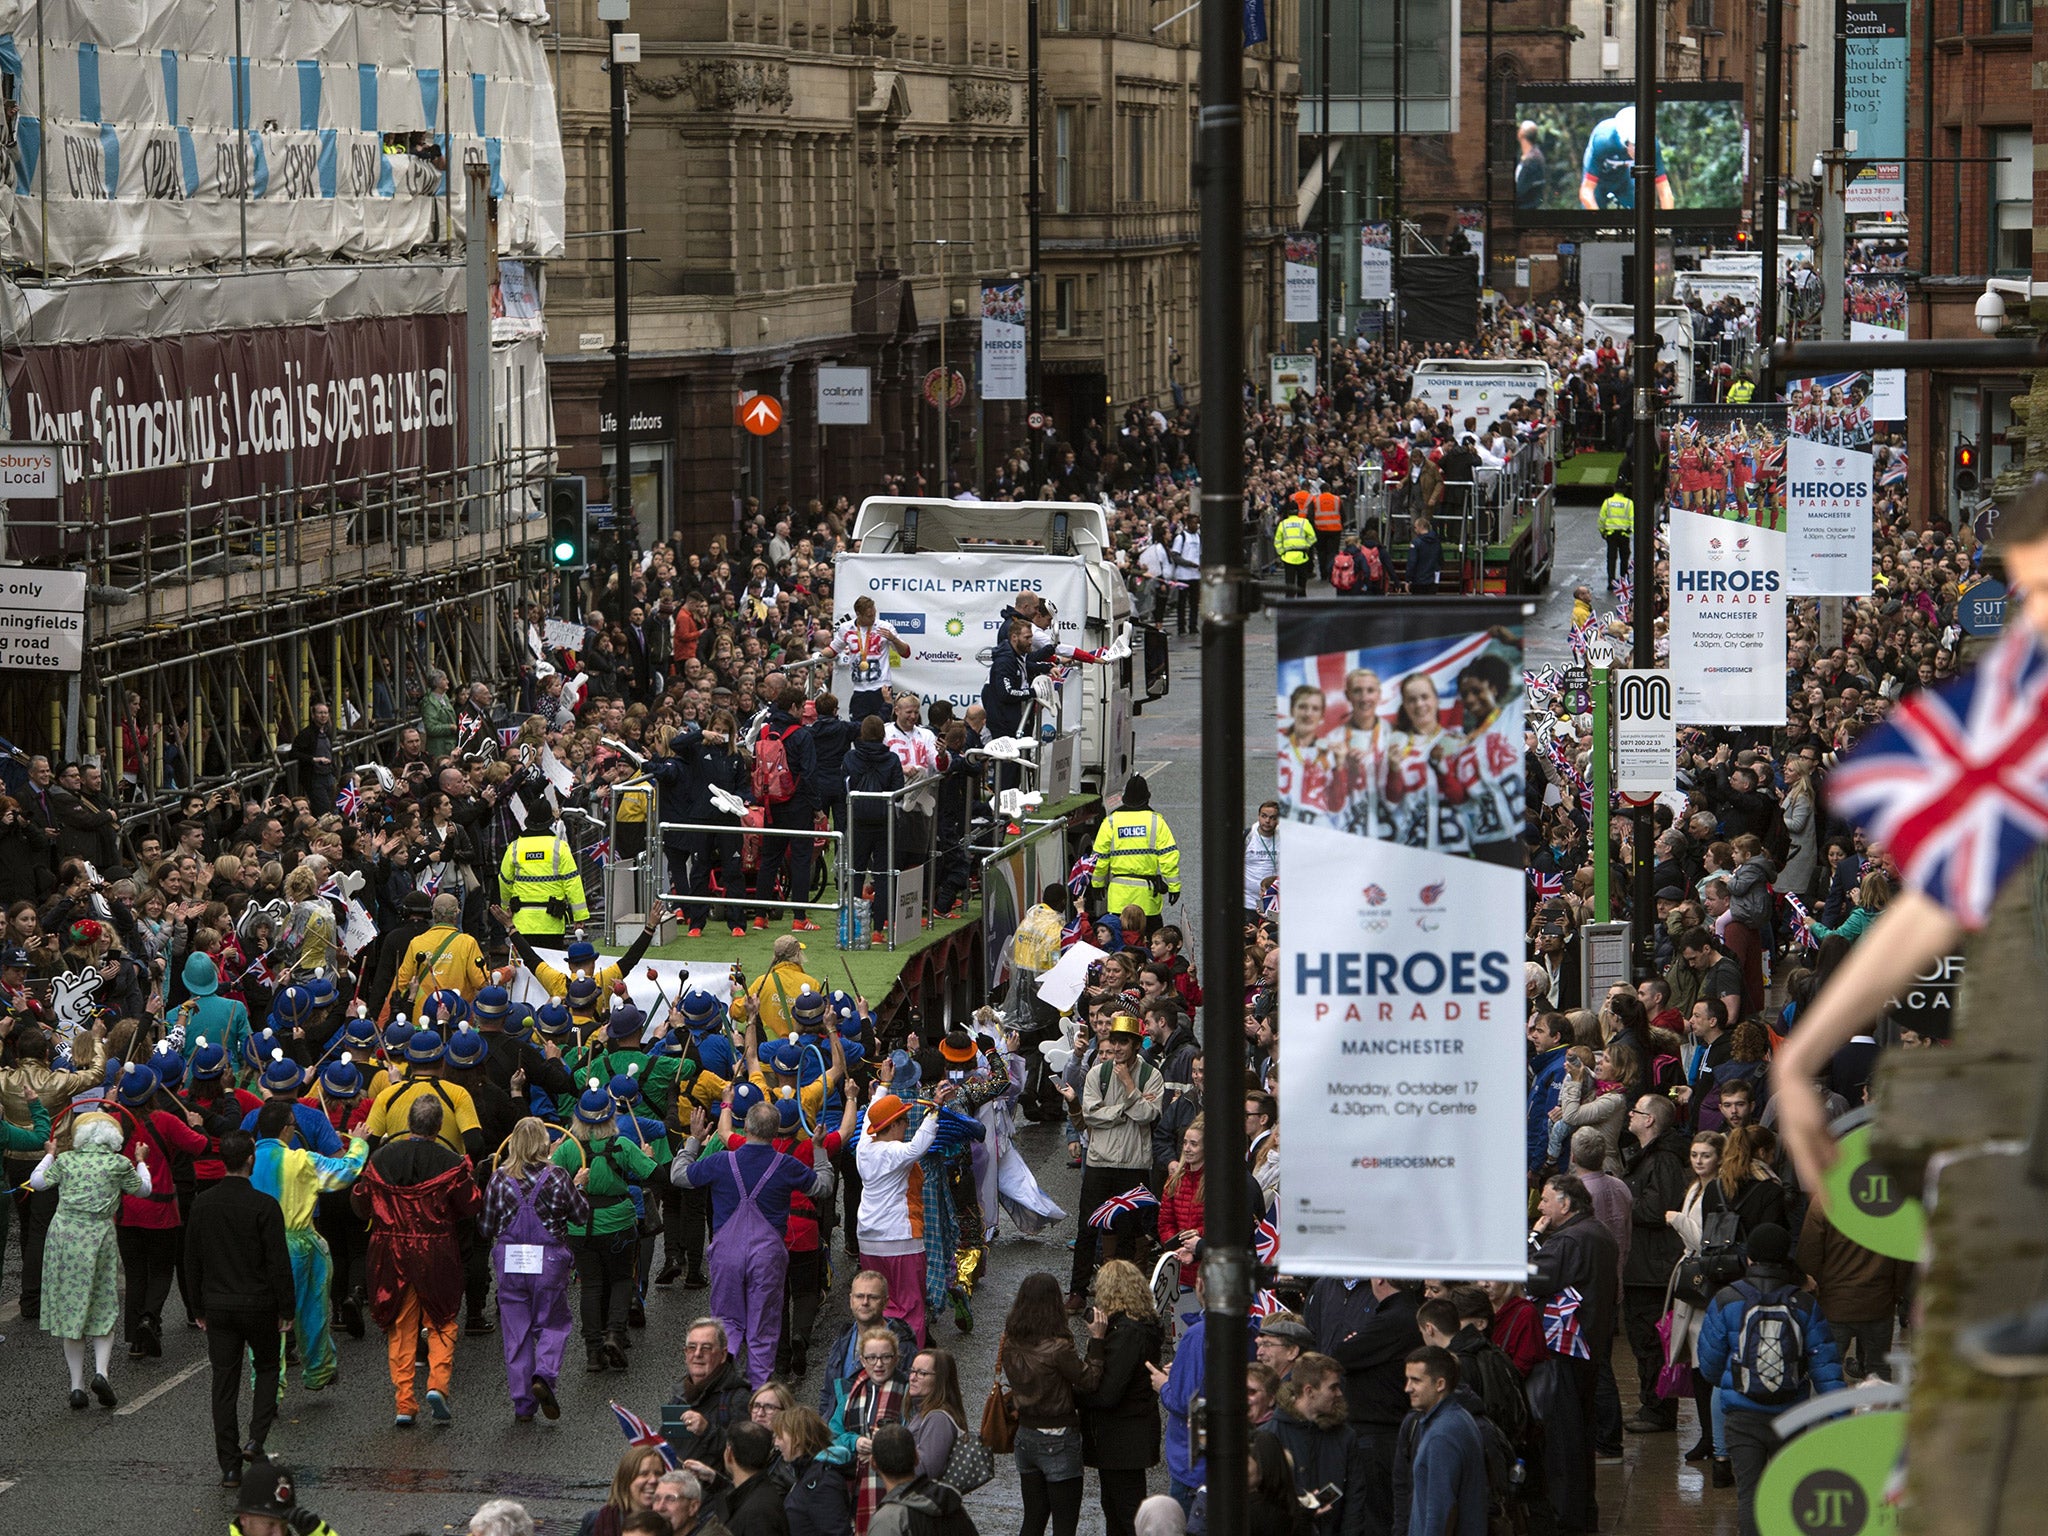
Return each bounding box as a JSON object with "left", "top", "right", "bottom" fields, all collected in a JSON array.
[
  {"left": 336, "top": 779, "right": 362, "bottom": 818},
  {"left": 1825, "top": 624, "right": 2048, "bottom": 929},
  {"left": 1251, "top": 1289, "right": 1284, "bottom": 1319},
  {"left": 1529, "top": 869, "right": 1565, "bottom": 901},
  {"left": 1254, "top": 1215, "right": 1281, "bottom": 1266},
  {"left": 1068, "top": 852, "right": 1098, "bottom": 898},
  {"left": 1542, "top": 1287, "right": 1591, "bottom": 1361},
  {"left": 610, "top": 1400, "right": 677, "bottom": 1468},
  {"left": 1088, "top": 1186, "right": 1159, "bottom": 1230}
]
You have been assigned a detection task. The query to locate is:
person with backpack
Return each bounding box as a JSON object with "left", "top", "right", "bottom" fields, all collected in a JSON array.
[
  {"left": 843, "top": 717, "right": 907, "bottom": 942},
  {"left": 1694, "top": 1223, "right": 1846, "bottom": 1536},
  {"left": 865, "top": 1422, "right": 979, "bottom": 1536},
  {"left": 751, "top": 673, "right": 823, "bottom": 932}
]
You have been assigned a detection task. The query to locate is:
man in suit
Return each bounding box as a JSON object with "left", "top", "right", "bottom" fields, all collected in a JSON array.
[{"left": 184, "top": 1130, "right": 296, "bottom": 1487}]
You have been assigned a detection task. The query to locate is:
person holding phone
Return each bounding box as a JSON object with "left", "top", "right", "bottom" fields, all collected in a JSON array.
[{"left": 1079, "top": 1259, "right": 1165, "bottom": 1536}]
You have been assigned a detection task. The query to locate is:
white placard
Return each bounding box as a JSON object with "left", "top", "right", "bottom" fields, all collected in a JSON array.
[
  {"left": 511, "top": 950, "right": 736, "bottom": 1021},
  {"left": 1669, "top": 508, "right": 1787, "bottom": 725},
  {"left": 1035, "top": 941, "right": 1108, "bottom": 1013},
  {"left": 0, "top": 567, "right": 86, "bottom": 672},
  {"left": 1278, "top": 822, "right": 1528, "bottom": 1281},
  {"left": 979, "top": 283, "right": 1027, "bottom": 403},
  {"left": 539, "top": 746, "right": 578, "bottom": 795},
  {"left": 1613, "top": 670, "right": 1675, "bottom": 795},
  {"left": 831, "top": 552, "right": 1090, "bottom": 710},
  {"left": 339, "top": 900, "right": 379, "bottom": 957},
  {"left": 1786, "top": 437, "right": 1874, "bottom": 596},
  {"left": 0, "top": 443, "right": 61, "bottom": 498},
  {"left": 542, "top": 618, "right": 587, "bottom": 651},
  {"left": 818, "top": 366, "right": 873, "bottom": 426},
  {"left": 503, "top": 1243, "right": 546, "bottom": 1274}
]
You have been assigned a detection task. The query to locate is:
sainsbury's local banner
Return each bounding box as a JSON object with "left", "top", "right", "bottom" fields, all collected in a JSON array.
[
  {"left": 1276, "top": 599, "right": 1530, "bottom": 1281},
  {"left": 1663, "top": 406, "right": 1787, "bottom": 725},
  {"left": 1786, "top": 434, "right": 1873, "bottom": 596},
  {"left": 833, "top": 552, "right": 1088, "bottom": 711}
]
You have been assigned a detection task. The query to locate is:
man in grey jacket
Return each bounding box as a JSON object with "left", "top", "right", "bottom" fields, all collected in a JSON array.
[{"left": 1068, "top": 1013, "right": 1162, "bottom": 1310}]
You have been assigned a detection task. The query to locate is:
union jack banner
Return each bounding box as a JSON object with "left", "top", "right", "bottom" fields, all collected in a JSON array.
[
  {"left": 1088, "top": 1186, "right": 1159, "bottom": 1230},
  {"left": 498, "top": 728, "right": 524, "bottom": 749},
  {"left": 1542, "top": 1286, "right": 1592, "bottom": 1361},
  {"left": 1614, "top": 574, "right": 1634, "bottom": 622},
  {"left": 588, "top": 838, "right": 612, "bottom": 867},
  {"left": 1824, "top": 624, "right": 2048, "bottom": 928},
  {"left": 1567, "top": 617, "right": 1600, "bottom": 658},
  {"left": 1251, "top": 1289, "right": 1284, "bottom": 1319},
  {"left": 1259, "top": 878, "right": 1280, "bottom": 917},
  {"left": 1254, "top": 1215, "right": 1280, "bottom": 1265},
  {"left": 336, "top": 780, "right": 361, "bottom": 818},
  {"left": 1782, "top": 892, "right": 1819, "bottom": 952},
  {"left": 1060, "top": 911, "right": 1088, "bottom": 950},
  {"left": 1068, "top": 853, "right": 1098, "bottom": 898},
  {"left": 417, "top": 864, "right": 443, "bottom": 897},
  {"left": 1529, "top": 870, "right": 1565, "bottom": 901},
  {"left": 610, "top": 1400, "right": 677, "bottom": 1468},
  {"left": 1879, "top": 453, "right": 1909, "bottom": 488}
]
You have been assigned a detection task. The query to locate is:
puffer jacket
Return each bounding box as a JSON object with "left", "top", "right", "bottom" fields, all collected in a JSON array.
[{"left": 1695, "top": 1261, "right": 1847, "bottom": 1413}]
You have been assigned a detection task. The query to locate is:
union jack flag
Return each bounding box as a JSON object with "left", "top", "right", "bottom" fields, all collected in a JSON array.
[
  {"left": 588, "top": 838, "right": 612, "bottom": 867},
  {"left": 1542, "top": 1286, "right": 1591, "bottom": 1361},
  {"left": 1254, "top": 1215, "right": 1280, "bottom": 1265},
  {"left": 1068, "top": 853, "right": 1098, "bottom": 898},
  {"left": 1824, "top": 624, "right": 2048, "bottom": 929},
  {"left": 1529, "top": 869, "right": 1565, "bottom": 901},
  {"left": 1060, "top": 911, "right": 1088, "bottom": 950},
  {"left": 498, "top": 727, "right": 524, "bottom": 750},
  {"left": 417, "top": 864, "right": 443, "bottom": 897},
  {"left": 1259, "top": 878, "right": 1280, "bottom": 917},
  {"left": 336, "top": 780, "right": 361, "bottom": 818},
  {"left": 1251, "top": 1289, "right": 1284, "bottom": 1319},
  {"left": 1879, "top": 453, "right": 1909, "bottom": 487},
  {"left": 1614, "top": 574, "right": 1634, "bottom": 621},
  {"left": 610, "top": 1400, "right": 677, "bottom": 1468},
  {"left": 1088, "top": 1186, "right": 1159, "bottom": 1230}
]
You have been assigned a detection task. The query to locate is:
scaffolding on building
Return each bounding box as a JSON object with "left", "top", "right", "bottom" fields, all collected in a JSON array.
[{"left": 22, "top": 446, "right": 556, "bottom": 830}]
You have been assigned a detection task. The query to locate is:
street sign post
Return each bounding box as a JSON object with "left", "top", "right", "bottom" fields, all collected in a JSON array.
[
  {"left": 738, "top": 394, "right": 784, "bottom": 435},
  {"left": 1588, "top": 635, "right": 1614, "bottom": 921}
]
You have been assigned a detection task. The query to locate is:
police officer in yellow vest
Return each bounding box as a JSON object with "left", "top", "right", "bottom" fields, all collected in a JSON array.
[
  {"left": 1599, "top": 489, "right": 1634, "bottom": 593},
  {"left": 1089, "top": 774, "right": 1180, "bottom": 939},
  {"left": 1725, "top": 373, "right": 1755, "bottom": 404},
  {"left": 498, "top": 804, "right": 589, "bottom": 937},
  {"left": 1274, "top": 506, "right": 1317, "bottom": 598}
]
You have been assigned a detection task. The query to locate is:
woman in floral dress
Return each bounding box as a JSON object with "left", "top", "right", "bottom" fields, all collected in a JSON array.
[{"left": 30, "top": 1110, "right": 149, "bottom": 1409}]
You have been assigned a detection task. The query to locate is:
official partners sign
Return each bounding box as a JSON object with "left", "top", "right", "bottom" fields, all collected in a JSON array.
[
  {"left": 0, "top": 568, "right": 87, "bottom": 671},
  {"left": 1613, "top": 670, "right": 1675, "bottom": 795}
]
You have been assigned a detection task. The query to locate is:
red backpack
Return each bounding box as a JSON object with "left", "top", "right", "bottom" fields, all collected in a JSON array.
[
  {"left": 1361, "top": 545, "right": 1386, "bottom": 589},
  {"left": 751, "top": 725, "right": 799, "bottom": 805},
  {"left": 1330, "top": 549, "right": 1361, "bottom": 592}
]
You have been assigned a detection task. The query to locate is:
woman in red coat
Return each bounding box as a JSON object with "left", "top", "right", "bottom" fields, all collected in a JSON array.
[
  {"left": 1156, "top": 1117, "right": 1205, "bottom": 1292},
  {"left": 113, "top": 1063, "right": 211, "bottom": 1356}
]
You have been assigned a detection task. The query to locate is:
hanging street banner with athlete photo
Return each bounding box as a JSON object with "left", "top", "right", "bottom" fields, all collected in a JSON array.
[
  {"left": 1847, "top": 274, "right": 1907, "bottom": 420},
  {"left": 1285, "top": 235, "right": 1320, "bottom": 323},
  {"left": 980, "top": 281, "right": 1028, "bottom": 402},
  {"left": 1661, "top": 407, "right": 1788, "bottom": 725},
  {"left": 1360, "top": 223, "right": 1393, "bottom": 304},
  {"left": 1785, "top": 433, "right": 1874, "bottom": 597},
  {"left": 1275, "top": 599, "right": 1531, "bottom": 1281},
  {"left": 833, "top": 552, "right": 1089, "bottom": 710}
]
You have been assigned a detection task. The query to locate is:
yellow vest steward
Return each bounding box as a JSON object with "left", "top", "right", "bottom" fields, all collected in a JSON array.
[
  {"left": 1599, "top": 493, "right": 1634, "bottom": 535},
  {"left": 1726, "top": 380, "right": 1755, "bottom": 403},
  {"left": 1090, "top": 808, "right": 1182, "bottom": 918},
  {"left": 1275, "top": 514, "right": 1317, "bottom": 566},
  {"left": 499, "top": 833, "right": 589, "bottom": 935}
]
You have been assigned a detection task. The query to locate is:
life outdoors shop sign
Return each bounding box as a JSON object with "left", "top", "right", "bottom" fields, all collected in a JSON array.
[{"left": 3, "top": 312, "right": 467, "bottom": 557}]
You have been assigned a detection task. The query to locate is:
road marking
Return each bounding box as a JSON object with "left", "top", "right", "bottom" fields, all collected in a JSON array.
[
  {"left": 0, "top": 1299, "right": 18, "bottom": 1323},
  {"left": 0, "top": 1480, "right": 16, "bottom": 1495},
  {"left": 1138, "top": 760, "right": 1170, "bottom": 779},
  {"left": 114, "top": 1358, "right": 206, "bottom": 1415}
]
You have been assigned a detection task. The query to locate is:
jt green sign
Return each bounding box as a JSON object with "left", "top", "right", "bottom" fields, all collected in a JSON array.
[
  {"left": 1756, "top": 1409, "right": 1904, "bottom": 1536},
  {"left": 1821, "top": 1124, "right": 1924, "bottom": 1262}
]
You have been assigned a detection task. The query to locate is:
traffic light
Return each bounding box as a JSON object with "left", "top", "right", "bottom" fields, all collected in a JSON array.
[
  {"left": 1955, "top": 441, "right": 1978, "bottom": 494},
  {"left": 548, "top": 475, "right": 587, "bottom": 569}
]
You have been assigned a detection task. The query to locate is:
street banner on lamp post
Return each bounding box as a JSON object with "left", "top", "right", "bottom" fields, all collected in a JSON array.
[
  {"left": 1284, "top": 235, "right": 1320, "bottom": 323},
  {"left": 1275, "top": 600, "right": 1531, "bottom": 1280}
]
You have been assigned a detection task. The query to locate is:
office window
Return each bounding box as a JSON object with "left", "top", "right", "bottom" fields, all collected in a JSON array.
[
  {"left": 1129, "top": 113, "right": 1146, "bottom": 204},
  {"left": 1056, "top": 277, "right": 1079, "bottom": 335},
  {"left": 1996, "top": 0, "right": 2031, "bottom": 28},
  {"left": 1054, "top": 107, "right": 1073, "bottom": 213},
  {"left": 1055, "top": 0, "right": 1072, "bottom": 28},
  {"left": 1993, "top": 128, "right": 2033, "bottom": 276}
]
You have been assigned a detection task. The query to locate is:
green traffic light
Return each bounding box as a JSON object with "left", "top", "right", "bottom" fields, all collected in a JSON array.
[{"left": 553, "top": 539, "right": 577, "bottom": 563}]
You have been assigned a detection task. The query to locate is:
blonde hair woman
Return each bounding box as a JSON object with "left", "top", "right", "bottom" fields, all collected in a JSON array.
[
  {"left": 29, "top": 1111, "right": 149, "bottom": 1409},
  {"left": 280, "top": 863, "right": 336, "bottom": 972},
  {"left": 482, "top": 1117, "right": 589, "bottom": 1422},
  {"left": 1082, "top": 1259, "right": 1165, "bottom": 1536}
]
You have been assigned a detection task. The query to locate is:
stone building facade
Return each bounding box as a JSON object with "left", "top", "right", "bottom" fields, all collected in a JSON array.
[{"left": 543, "top": 0, "right": 1296, "bottom": 550}]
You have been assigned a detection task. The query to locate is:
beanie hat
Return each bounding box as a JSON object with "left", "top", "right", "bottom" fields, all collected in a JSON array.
[
  {"left": 681, "top": 990, "right": 723, "bottom": 1030},
  {"left": 190, "top": 1038, "right": 228, "bottom": 1081},
  {"left": 575, "top": 1080, "right": 615, "bottom": 1125},
  {"left": 535, "top": 1002, "right": 574, "bottom": 1038},
  {"left": 1746, "top": 1223, "right": 1792, "bottom": 1265},
  {"left": 320, "top": 1057, "right": 365, "bottom": 1100},
  {"left": 149, "top": 1045, "right": 187, "bottom": 1090},
  {"left": 471, "top": 985, "right": 511, "bottom": 1022},
  {"left": 272, "top": 984, "right": 314, "bottom": 1024},
  {"left": 117, "top": 1063, "right": 160, "bottom": 1107},
  {"left": 404, "top": 1029, "right": 446, "bottom": 1065}
]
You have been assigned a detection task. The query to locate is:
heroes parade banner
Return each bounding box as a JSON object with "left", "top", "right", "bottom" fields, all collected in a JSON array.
[{"left": 1275, "top": 600, "right": 1531, "bottom": 1280}]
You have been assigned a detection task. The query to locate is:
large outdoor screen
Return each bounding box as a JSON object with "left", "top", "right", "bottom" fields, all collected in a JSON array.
[{"left": 1510, "top": 82, "right": 1745, "bottom": 226}]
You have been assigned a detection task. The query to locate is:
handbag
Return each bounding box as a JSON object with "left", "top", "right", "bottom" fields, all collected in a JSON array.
[
  {"left": 1652, "top": 1310, "right": 1694, "bottom": 1398},
  {"left": 941, "top": 1415, "right": 995, "bottom": 1493},
  {"left": 979, "top": 1332, "right": 1019, "bottom": 1454},
  {"left": 1674, "top": 1212, "right": 1746, "bottom": 1307}
]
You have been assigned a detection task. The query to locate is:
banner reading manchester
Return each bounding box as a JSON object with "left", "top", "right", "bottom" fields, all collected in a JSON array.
[
  {"left": 1284, "top": 235, "right": 1320, "bottom": 323},
  {"left": 833, "top": 552, "right": 1088, "bottom": 710},
  {"left": 1276, "top": 600, "right": 1530, "bottom": 1280},
  {"left": 1786, "top": 434, "right": 1874, "bottom": 596},
  {"left": 1663, "top": 406, "right": 1788, "bottom": 725},
  {"left": 979, "top": 281, "right": 1028, "bottom": 402}
]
